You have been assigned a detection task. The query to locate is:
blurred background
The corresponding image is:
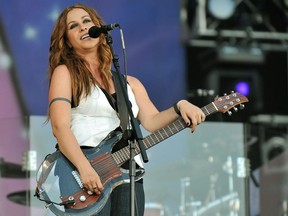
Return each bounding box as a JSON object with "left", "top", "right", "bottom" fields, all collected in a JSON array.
[{"left": 0, "top": 0, "right": 287, "bottom": 215}]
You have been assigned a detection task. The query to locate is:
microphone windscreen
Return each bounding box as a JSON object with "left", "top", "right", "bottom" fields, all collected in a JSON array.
[{"left": 88, "top": 26, "right": 101, "bottom": 38}]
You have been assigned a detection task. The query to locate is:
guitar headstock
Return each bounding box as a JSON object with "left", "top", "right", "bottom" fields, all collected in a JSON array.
[{"left": 214, "top": 92, "right": 249, "bottom": 115}]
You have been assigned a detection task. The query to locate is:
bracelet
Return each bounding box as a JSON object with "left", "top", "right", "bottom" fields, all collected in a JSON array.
[{"left": 173, "top": 102, "right": 181, "bottom": 115}]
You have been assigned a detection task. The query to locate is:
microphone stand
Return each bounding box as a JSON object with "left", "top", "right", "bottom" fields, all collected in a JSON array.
[{"left": 104, "top": 32, "right": 148, "bottom": 216}]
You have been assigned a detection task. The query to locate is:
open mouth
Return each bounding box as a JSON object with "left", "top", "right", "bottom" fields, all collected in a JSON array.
[{"left": 81, "top": 33, "right": 90, "bottom": 40}]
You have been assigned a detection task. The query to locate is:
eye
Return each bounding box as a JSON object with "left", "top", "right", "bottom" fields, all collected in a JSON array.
[
  {"left": 83, "top": 18, "right": 92, "bottom": 24},
  {"left": 69, "top": 23, "right": 78, "bottom": 30}
]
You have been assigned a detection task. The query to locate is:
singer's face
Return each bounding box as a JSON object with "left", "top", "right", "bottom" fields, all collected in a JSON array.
[{"left": 66, "top": 8, "right": 99, "bottom": 53}]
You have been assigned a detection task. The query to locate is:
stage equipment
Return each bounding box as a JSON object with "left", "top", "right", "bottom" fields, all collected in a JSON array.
[
  {"left": 180, "top": 0, "right": 288, "bottom": 51},
  {"left": 207, "top": 0, "right": 235, "bottom": 20},
  {"left": 7, "top": 190, "right": 31, "bottom": 206},
  {"left": 0, "top": 157, "right": 27, "bottom": 178}
]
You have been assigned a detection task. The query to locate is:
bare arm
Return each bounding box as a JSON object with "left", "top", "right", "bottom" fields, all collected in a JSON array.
[
  {"left": 48, "top": 65, "right": 103, "bottom": 193},
  {"left": 127, "top": 76, "right": 205, "bottom": 132}
]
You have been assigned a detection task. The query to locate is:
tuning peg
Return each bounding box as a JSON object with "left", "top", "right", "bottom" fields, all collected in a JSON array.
[
  {"left": 233, "top": 107, "right": 238, "bottom": 112},
  {"left": 227, "top": 110, "right": 232, "bottom": 116},
  {"left": 239, "top": 104, "right": 245, "bottom": 110}
]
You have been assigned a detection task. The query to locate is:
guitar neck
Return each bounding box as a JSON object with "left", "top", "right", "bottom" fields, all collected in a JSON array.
[{"left": 112, "top": 102, "right": 218, "bottom": 166}]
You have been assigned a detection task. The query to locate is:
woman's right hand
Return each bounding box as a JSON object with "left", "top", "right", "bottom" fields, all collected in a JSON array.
[{"left": 79, "top": 164, "right": 104, "bottom": 195}]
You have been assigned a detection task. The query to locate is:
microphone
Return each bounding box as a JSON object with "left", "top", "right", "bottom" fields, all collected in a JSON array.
[{"left": 88, "top": 23, "right": 120, "bottom": 38}]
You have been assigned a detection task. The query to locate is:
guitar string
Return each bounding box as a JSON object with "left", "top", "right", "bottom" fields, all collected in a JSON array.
[
  {"left": 112, "top": 103, "right": 218, "bottom": 166},
  {"left": 112, "top": 118, "right": 188, "bottom": 165},
  {"left": 111, "top": 96, "right": 244, "bottom": 166}
]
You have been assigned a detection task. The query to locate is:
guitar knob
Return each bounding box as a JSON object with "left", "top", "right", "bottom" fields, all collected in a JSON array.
[
  {"left": 233, "top": 107, "right": 238, "bottom": 112},
  {"left": 68, "top": 196, "right": 74, "bottom": 201},
  {"left": 80, "top": 195, "right": 87, "bottom": 202},
  {"left": 227, "top": 110, "right": 232, "bottom": 116}
]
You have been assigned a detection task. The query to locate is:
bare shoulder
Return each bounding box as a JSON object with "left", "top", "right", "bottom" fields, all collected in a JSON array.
[
  {"left": 53, "top": 64, "right": 70, "bottom": 78},
  {"left": 127, "top": 75, "right": 144, "bottom": 88},
  {"left": 126, "top": 74, "right": 150, "bottom": 99},
  {"left": 49, "top": 64, "right": 72, "bottom": 101}
]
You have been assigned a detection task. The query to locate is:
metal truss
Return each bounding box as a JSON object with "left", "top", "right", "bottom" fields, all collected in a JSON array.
[{"left": 180, "top": 0, "right": 288, "bottom": 51}]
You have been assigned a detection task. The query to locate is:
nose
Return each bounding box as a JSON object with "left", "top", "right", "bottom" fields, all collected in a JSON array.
[{"left": 80, "top": 24, "right": 87, "bottom": 31}]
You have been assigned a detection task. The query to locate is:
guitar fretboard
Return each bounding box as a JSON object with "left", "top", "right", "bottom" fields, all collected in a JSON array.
[{"left": 112, "top": 102, "right": 218, "bottom": 166}]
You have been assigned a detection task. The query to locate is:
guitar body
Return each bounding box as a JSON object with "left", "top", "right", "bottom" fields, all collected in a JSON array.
[{"left": 36, "top": 130, "right": 143, "bottom": 216}]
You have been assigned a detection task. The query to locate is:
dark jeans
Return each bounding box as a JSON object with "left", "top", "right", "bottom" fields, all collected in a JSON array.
[{"left": 96, "top": 180, "right": 145, "bottom": 216}]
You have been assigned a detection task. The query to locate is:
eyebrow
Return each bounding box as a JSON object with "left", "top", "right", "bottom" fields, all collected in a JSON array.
[{"left": 67, "top": 15, "right": 90, "bottom": 26}]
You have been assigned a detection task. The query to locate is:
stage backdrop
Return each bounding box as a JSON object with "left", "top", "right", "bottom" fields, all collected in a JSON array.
[{"left": 0, "top": 0, "right": 185, "bottom": 116}]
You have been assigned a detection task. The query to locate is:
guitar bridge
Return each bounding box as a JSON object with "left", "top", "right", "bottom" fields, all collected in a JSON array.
[{"left": 72, "top": 170, "right": 83, "bottom": 188}]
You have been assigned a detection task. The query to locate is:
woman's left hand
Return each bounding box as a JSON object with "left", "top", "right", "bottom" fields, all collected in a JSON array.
[{"left": 177, "top": 100, "right": 206, "bottom": 132}]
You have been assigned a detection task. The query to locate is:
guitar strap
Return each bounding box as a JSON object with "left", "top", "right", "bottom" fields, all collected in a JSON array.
[
  {"left": 100, "top": 71, "right": 129, "bottom": 132},
  {"left": 112, "top": 71, "right": 129, "bottom": 131}
]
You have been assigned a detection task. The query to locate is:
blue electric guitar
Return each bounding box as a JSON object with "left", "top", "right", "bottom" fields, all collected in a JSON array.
[{"left": 35, "top": 92, "right": 248, "bottom": 216}]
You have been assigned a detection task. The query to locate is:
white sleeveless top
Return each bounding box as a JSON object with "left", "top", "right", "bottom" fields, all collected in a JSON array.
[{"left": 71, "top": 85, "right": 139, "bottom": 147}]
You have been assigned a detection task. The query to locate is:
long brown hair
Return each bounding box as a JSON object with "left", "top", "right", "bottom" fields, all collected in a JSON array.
[{"left": 48, "top": 3, "right": 112, "bottom": 107}]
